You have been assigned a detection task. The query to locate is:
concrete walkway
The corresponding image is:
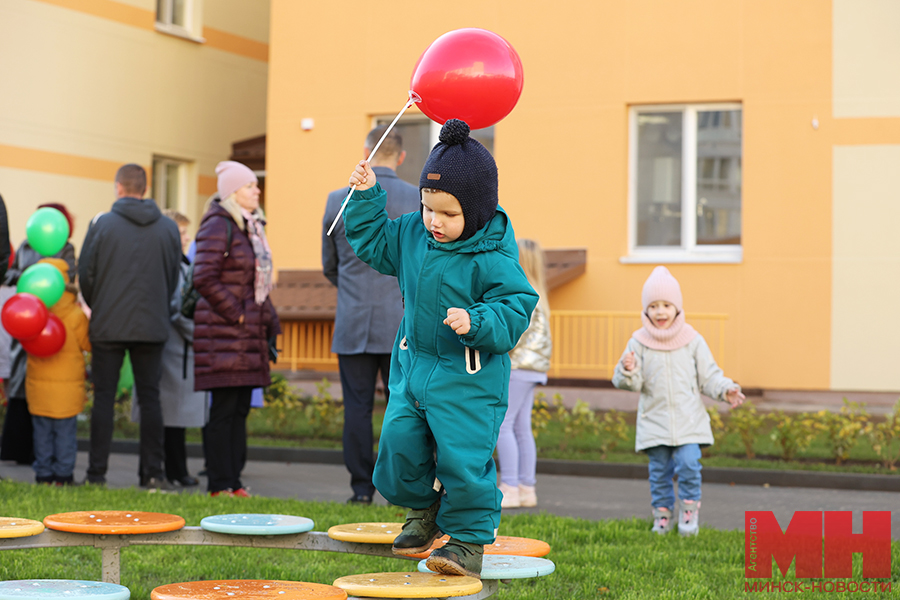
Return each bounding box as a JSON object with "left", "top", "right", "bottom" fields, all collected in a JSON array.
[{"left": 2, "top": 450, "right": 898, "bottom": 539}]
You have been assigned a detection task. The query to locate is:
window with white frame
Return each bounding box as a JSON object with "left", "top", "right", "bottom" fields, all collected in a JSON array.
[
  {"left": 627, "top": 103, "right": 742, "bottom": 263},
  {"left": 155, "top": 0, "right": 201, "bottom": 40},
  {"left": 152, "top": 156, "right": 190, "bottom": 212},
  {"left": 372, "top": 115, "right": 495, "bottom": 187}
]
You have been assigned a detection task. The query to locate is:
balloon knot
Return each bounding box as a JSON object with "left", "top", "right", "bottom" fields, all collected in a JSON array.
[{"left": 439, "top": 119, "right": 470, "bottom": 145}]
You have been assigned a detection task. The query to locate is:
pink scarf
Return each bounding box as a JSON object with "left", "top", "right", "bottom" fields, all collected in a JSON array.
[
  {"left": 240, "top": 208, "right": 273, "bottom": 305},
  {"left": 633, "top": 310, "right": 698, "bottom": 351}
]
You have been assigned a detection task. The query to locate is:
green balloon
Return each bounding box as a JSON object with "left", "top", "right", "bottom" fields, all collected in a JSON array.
[
  {"left": 17, "top": 263, "right": 65, "bottom": 308},
  {"left": 26, "top": 207, "right": 70, "bottom": 257},
  {"left": 117, "top": 351, "right": 134, "bottom": 397}
]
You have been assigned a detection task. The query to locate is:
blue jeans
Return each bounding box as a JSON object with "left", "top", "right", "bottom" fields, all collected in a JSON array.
[
  {"left": 32, "top": 415, "right": 78, "bottom": 481},
  {"left": 645, "top": 444, "right": 702, "bottom": 509}
]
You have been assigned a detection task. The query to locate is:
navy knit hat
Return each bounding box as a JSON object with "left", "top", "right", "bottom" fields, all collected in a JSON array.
[{"left": 419, "top": 119, "right": 498, "bottom": 241}]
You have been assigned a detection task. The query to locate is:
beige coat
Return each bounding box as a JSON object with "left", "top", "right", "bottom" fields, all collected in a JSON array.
[{"left": 612, "top": 334, "right": 737, "bottom": 452}]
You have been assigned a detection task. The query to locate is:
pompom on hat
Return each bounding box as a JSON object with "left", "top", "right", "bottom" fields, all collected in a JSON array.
[
  {"left": 216, "top": 161, "right": 257, "bottom": 201},
  {"left": 419, "top": 119, "right": 498, "bottom": 241}
]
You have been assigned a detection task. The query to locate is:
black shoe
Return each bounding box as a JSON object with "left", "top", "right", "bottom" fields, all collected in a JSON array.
[
  {"left": 84, "top": 476, "right": 107, "bottom": 486},
  {"left": 347, "top": 494, "right": 373, "bottom": 505},
  {"left": 54, "top": 475, "right": 76, "bottom": 486},
  {"left": 35, "top": 475, "right": 55, "bottom": 485},
  {"left": 171, "top": 476, "right": 200, "bottom": 487}
]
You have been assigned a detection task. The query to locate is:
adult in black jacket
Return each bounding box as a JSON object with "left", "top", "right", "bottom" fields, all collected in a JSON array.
[{"left": 78, "top": 164, "right": 181, "bottom": 488}]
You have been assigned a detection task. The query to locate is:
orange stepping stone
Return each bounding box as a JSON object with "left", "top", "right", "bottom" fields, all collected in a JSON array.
[
  {"left": 405, "top": 535, "right": 550, "bottom": 560},
  {"left": 0, "top": 517, "right": 44, "bottom": 538},
  {"left": 43, "top": 511, "right": 185, "bottom": 535},
  {"left": 151, "top": 580, "right": 346, "bottom": 600}
]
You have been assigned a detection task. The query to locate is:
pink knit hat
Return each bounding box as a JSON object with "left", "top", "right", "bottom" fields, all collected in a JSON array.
[
  {"left": 641, "top": 266, "right": 683, "bottom": 312},
  {"left": 634, "top": 266, "right": 697, "bottom": 351},
  {"left": 216, "top": 161, "right": 257, "bottom": 201}
]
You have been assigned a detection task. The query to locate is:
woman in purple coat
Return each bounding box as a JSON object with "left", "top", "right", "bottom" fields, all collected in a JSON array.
[{"left": 192, "top": 161, "right": 280, "bottom": 497}]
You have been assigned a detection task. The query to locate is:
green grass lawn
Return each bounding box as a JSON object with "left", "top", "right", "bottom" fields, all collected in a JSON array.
[{"left": 1, "top": 480, "right": 897, "bottom": 599}]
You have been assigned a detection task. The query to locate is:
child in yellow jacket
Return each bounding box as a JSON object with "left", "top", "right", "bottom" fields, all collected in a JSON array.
[{"left": 26, "top": 258, "right": 91, "bottom": 485}]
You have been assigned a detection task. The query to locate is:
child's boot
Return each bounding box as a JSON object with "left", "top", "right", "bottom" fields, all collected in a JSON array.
[
  {"left": 391, "top": 499, "right": 442, "bottom": 556},
  {"left": 678, "top": 500, "right": 701, "bottom": 536},
  {"left": 518, "top": 484, "right": 537, "bottom": 507},
  {"left": 498, "top": 482, "right": 520, "bottom": 508},
  {"left": 426, "top": 538, "right": 484, "bottom": 579},
  {"left": 651, "top": 506, "right": 674, "bottom": 534}
]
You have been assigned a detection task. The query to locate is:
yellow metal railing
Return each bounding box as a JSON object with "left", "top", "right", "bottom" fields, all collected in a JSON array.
[
  {"left": 548, "top": 310, "right": 727, "bottom": 380},
  {"left": 275, "top": 311, "right": 728, "bottom": 379}
]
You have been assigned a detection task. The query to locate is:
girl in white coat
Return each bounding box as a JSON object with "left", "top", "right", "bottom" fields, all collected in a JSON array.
[{"left": 612, "top": 266, "right": 744, "bottom": 536}]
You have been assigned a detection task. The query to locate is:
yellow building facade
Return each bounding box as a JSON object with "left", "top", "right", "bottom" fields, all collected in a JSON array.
[
  {"left": 0, "top": 0, "right": 270, "bottom": 241},
  {"left": 265, "top": 0, "right": 900, "bottom": 392}
]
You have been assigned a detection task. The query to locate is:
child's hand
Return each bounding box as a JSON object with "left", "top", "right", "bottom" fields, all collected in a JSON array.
[
  {"left": 726, "top": 387, "right": 745, "bottom": 408},
  {"left": 444, "top": 307, "right": 471, "bottom": 335},
  {"left": 622, "top": 351, "right": 637, "bottom": 372},
  {"left": 349, "top": 160, "right": 376, "bottom": 192}
]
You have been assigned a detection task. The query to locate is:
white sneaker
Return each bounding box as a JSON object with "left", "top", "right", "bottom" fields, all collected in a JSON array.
[
  {"left": 518, "top": 484, "right": 537, "bottom": 507},
  {"left": 678, "top": 500, "right": 701, "bottom": 536},
  {"left": 498, "top": 482, "right": 520, "bottom": 508},
  {"left": 651, "top": 507, "right": 674, "bottom": 534}
]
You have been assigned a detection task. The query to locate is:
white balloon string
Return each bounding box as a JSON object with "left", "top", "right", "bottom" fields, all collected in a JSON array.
[{"left": 326, "top": 91, "right": 422, "bottom": 237}]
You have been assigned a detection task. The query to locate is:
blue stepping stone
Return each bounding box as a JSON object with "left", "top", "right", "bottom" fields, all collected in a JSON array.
[
  {"left": 199, "top": 514, "right": 314, "bottom": 535},
  {"left": 0, "top": 580, "right": 130, "bottom": 600},
  {"left": 418, "top": 554, "right": 556, "bottom": 579}
]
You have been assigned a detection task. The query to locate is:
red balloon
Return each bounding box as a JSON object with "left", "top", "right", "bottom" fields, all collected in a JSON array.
[
  {"left": 21, "top": 313, "right": 66, "bottom": 357},
  {"left": 1, "top": 293, "right": 49, "bottom": 340},
  {"left": 410, "top": 28, "right": 524, "bottom": 130}
]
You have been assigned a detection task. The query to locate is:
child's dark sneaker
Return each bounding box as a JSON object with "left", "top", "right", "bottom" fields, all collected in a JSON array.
[
  {"left": 426, "top": 538, "right": 484, "bottom": 579},
  {"left": 391, "top": 499, "right": 442, "bottom": 556},
  {"left": 651, "top": 506, "right": 674, "bottom": 534},
  {"left": 678, "top": 500, "right": 701, "bottom": 536}
]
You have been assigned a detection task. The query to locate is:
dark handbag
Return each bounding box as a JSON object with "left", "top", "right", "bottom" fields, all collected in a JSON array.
[{"left": 181, "top": 217, "right": 233, "bottom": 318}]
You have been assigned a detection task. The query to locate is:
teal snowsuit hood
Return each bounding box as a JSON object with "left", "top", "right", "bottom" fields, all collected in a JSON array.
[{"left": 345, "top": 183, "right": 538, "bottom": 545}]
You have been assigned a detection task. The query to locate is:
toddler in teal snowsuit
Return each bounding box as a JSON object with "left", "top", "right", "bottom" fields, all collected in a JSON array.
[{"left": 345, "top": 119, "right": 538, "bottom": 578}]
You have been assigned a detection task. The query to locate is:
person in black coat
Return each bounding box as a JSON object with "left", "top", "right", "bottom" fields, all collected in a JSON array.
[
  {"left": 78, "top": 164, "right": 181, "bottom": 488},
  {"left": 322, "top": 126, "right": 421, "bottom": 504}
]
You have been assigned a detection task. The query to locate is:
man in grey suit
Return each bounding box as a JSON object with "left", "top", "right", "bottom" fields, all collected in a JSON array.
[{"left": 322, "top": 126, "right": 421, "bottom": 504}]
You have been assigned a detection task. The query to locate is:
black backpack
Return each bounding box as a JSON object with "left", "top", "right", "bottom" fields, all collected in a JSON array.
[{"left": 181, "top": 216, "right": 233, "bottom": 319}]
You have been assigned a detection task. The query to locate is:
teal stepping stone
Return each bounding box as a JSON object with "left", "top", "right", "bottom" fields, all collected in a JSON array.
[
  {"left": 200, "top": 514, "right": 314, "bottom": 535},
  {"left": 418, "top": 554, "right": 556, "bottom": 579},
  {"left": 0, "top": 580, "right": 130, "bottom": 600}
]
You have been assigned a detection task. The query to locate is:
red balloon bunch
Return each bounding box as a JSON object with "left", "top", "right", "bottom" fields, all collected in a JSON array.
[{"left": 410, "top": 28, "right": 524, "bottom": 130}]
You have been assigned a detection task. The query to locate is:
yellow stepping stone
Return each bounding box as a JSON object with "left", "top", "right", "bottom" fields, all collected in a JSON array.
[
  {"left": 327, "top": 522, "right": 403, "bottom": 544},
  {"left": 332, "top": 573, "right": 481, "bottom": 599},
  {"left": 0, "top": 517, "right": 44, "bottom": 538}
]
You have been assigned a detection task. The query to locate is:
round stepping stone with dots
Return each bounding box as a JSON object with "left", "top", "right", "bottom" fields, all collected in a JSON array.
[
  {"left": 43, "top": 511, "right": 185, "bottom": 535},
  {"left": 326, "top": 522, "right": 404, "bottom": 544},
  {"left": 200, "top": 514, "right": 314, "bottom": 535},
  {"left": 332, "top": 573, "right": 481, "bottom": 599},
  {"left": 0, "top": 580, "right": 130, "bottom": 600},
  {"left": 151, "top": 580, "right": 346, "bottom": 600},
  {"left": 0, "top": 517, "right": 44, "bottom": 539}
]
